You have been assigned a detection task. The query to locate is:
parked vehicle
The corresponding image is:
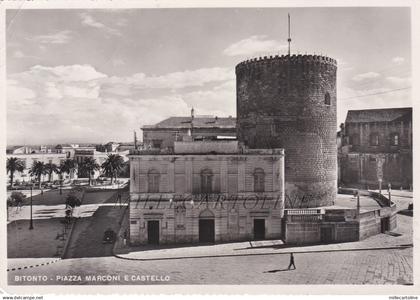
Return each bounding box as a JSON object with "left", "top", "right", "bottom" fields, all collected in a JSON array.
[{"left": 102, "top": 228, "right": 116, "bottom": 244}]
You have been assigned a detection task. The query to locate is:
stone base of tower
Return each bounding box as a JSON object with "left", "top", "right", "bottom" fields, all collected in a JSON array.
[
  {"left": 283, "top": 189, "right": 398, "bottom": 245},
  {"left": 284, "top": 180, "right": 337, "bottom": 208}
]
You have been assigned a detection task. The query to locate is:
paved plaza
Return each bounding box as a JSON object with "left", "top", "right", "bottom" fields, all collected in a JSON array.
[{"left": 7, "top": 190, "right": 413, "bottom": 285}]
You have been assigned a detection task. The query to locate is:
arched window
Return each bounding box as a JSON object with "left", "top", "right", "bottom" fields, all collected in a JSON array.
[
  {"left": 253, "top": 168, "right": 265, "bottom": 192},
  {"left": 200, "top": 169, "right": 213, "bottom": 194},
  {"left": 370, "top": 133, "right": 379, "bottom": 146},
  {"left": 147, "top": 169, "right": 160, "bottom": 193},
  {"left": 390, "top": 133, "right": 399, "bottom": 146},
  {"left": 324, "top": 92, "right": 331, "bottom": 105}
]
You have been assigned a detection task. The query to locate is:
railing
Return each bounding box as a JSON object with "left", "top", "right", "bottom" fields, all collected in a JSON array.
[
  {"left": 285, "top": 209, "right": 322, "bottom": 215},
  {"left": 289, "top": 215, "right": 322, "bottom": 222}
]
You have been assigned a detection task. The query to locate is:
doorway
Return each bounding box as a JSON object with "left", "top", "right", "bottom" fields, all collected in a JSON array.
[
  {"left": 199, "top": 219, "right": 215, "bottom": 243},
  {"left": 147, "top": 220, "right": 160, "bottom": 245},
  {"left": 321, "top": 226, "right": 333, "bottom": 243},
  {"left": 253, "top": 219, "right": 265, "bottom": 240},
  {"left": 381, "top": 217, "right": 390, "bottom": 233}
]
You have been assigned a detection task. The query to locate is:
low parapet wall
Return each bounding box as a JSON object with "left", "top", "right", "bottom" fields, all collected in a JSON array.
[{"left": 284, "top": 190, "right": 397, "bottom": 245}]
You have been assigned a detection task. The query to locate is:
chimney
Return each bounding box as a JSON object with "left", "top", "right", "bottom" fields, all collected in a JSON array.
[{"left": 191, "top": 107, "right": 195, "bottom": 119}]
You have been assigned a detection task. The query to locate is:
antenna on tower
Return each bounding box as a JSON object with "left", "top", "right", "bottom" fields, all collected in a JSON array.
[{"left": 287, "top": 13, "right": 292, "bottom": 56}]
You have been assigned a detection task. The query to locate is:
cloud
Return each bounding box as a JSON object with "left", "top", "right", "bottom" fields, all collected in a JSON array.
[
  {"left": 7, "top": 64, "right": 235, "bottom": 145},
  {"left": 392, "top": 57, "right": 405, "bottom": 65},
  {"left": 352, "top": 72, "right": 381, "bottom": 82},
  {"left": 112, "top": 58, "right": 125, "bottom": 67},
  {"left": 336, "top": 58, "right": 353, "bottom": 72},
  {"left": 79, "top": 13, "right": 121, "bottom": 36},
  {"left": 385, "top": 76, "right": 411, "bottom": 87},
  {"left": 29, "top": 64, "right": 107, "bottom": 82},
  {"left": 223, "top": 35, "right": 287, "bottom": 56},
  {"left": 337, "top": 81, "right": 411, "bottom": 127},
  {"left": 27, "top": 30, "right": 72, "bottom": 44},
  {"left": 13, "top": 50, "right": 24, "bottom": 58},
  {"left": 105, "top": 67, "right": 234, "bottom": 92}
]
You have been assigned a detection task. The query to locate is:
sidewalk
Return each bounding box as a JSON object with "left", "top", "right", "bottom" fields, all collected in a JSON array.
[{"left": 114, "top": 217, "right": 412, "bottom": 261}]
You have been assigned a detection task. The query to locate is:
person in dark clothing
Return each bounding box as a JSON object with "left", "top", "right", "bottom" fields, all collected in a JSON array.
[{"left": 288, "top": 253, "right": 296, "bottom": 270}]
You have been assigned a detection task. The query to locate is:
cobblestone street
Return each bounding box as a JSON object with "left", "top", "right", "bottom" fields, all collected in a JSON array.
[
  {"left": 8, "top": 213, "right": 413, "bottom": 285},
  {"left": 7, "top": 192, "right": 413, "bottom": 285},
  {"left": 7, "top": 243, "right": 412, "bottom": 285}
]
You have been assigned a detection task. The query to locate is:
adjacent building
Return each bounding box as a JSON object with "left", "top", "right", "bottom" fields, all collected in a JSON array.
[
  {"left": 129, "top": 140, "right": 285, "bottom": 245},
  {"left": 338, "top": 107, "right": 412, "bottom": 189},
  {"left": 142, "top": 111, "right": 236, "bottom": 151}
]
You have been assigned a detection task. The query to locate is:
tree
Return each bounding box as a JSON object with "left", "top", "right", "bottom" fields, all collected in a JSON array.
[
  {"left": 79, "top": 157, "right": 100, "bottom": 186},
  {"left": 29, "top": 161, "right": 46, "bottom": 189},
  {"left": 65, "top": 193, "right": 82, "bottom": 217},
  {"left": 6, "top": 157, "right": 25, "bottom": 188},
  {"left": 9, "top": 191, "right": 26, "bottom": 207},
  {"left": 101, "top": 154, "right": 124, "bottom": 184},
  {"left": 7, "top": 191, "right": 26, "bottom": 221},
  {"left": 60, "top": 159, "right": 77, "bottom": 181},
  {"left": 65, "top": 193, "right": 82, "bottom": 209},
  {"left": 45, "top": 162, "right": 58, "bottom": 182}
]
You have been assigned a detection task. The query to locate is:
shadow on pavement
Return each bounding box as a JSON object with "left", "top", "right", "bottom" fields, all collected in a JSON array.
[
  {"left": 398, "top": 209, "right": 413, "bottom": 217},
  {"left": 264, "top": 268, "right": 294, "bottom": 273}
]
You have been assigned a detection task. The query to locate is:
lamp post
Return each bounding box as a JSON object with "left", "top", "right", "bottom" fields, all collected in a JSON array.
[
  {"left": 356, "top": 189, "right": 360, "bottom": 218},
  {"left": 388, "top": 183, "right": 392, "bottom": 207},
  {"left": 378, "top": 179, "right": 382, "bottom": 195},
  {"left": 29, "top": 184, "right": 34, "bottom": 230}
]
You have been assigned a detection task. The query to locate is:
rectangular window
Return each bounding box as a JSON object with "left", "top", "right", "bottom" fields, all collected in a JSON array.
[
  {"left": 370, "top": 134, "right": 379, "bottom": 146},
  {"left": 201, "top": 175, "right": 213, "bottom": 193},
  {"left": 148, "top": 175, "right": 160, "bottom": 193}
]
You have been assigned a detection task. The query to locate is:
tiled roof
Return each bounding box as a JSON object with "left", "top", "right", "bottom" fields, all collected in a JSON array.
[
  {"left": 142, "top": 116, "right": 236, "bottom": 129},
  {"left": 345, "top": 107, "right": 412, "bottom": 123}
]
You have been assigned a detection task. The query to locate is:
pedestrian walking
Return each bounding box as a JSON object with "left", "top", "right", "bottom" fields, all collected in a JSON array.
[{"left": 288, "top": 253, "right": 296, "bottom": 270}]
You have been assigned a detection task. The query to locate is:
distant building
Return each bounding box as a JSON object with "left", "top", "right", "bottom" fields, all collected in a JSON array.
[
  {"left": 74, "top": 147, "right": 130, "bottom": 179},
  {"left": 142, "top": 110, "right": 236, "bottom": 151},
  {"left": 338, "top": 107, "right": 412, "bottom": 189},
  {"left": 6, "top": 152, "right": 69, "bottom": 184},
  {"left": 129, "top": 140, "right": 285, "bottom": 245}
]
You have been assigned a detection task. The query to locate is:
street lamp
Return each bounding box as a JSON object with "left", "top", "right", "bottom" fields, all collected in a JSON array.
[
  {"left": 29, "top": 184, "right": 34, "bottom": 230},
  {"left": 59, "top": 174, "right": 63, "bottom": 195},
  {"left": 378, "top": 179, "right": 382, "bottom": 195}
]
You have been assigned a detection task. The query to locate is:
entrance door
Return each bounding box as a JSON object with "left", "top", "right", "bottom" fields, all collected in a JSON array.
[
  {"left": 199, "top": 219, "right": 215, "bottom": 243},
  {"left": 321, "top": 227, "right": 333, "bottom": 243},
  {"left": 381, "top": 217, "right": 389, "bottom": 233},
  {"left": 147, "top": 220, "right": 160, "bottom": 245},
  {"left": 253, "top": 219, "right": 265, "bottom": 240}
]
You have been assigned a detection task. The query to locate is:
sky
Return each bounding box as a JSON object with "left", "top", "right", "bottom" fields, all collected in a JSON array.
[{"left": 6, "top": 7, "right": 411, "bottom": 145}]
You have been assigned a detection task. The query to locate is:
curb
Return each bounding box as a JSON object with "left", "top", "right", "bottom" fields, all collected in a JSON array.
[
  {"left": 112, "top": 203, "right": 130, "bottom": 256},
  {"left": 7, "top": 258, "right": 61, "bottom": 272},
  {"left": 61, "top": 217, "right": 78, "bottom": 259},
  {"left": 113, "top": 244, "right": 413, "bottom": 262}
]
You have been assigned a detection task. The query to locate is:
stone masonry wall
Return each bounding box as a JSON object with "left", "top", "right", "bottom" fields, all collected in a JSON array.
[{"left": 236, "top": 55, "right": 337, "bottom": 207}]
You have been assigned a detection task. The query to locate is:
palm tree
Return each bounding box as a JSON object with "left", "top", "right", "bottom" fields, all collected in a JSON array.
[
  {"left": 101, "top": 154, "right": 124, "bottom": 184},
  {"left": 79, "top": 157, "right": 100, "bottom": 186},
  {"left": 45, "top": 162, "right": 58, "bottom": 182},
  {"left": 29, "top": 161, "right": 46, "bottom": 189},
  {"left": 6, "top": 157, "right": 25, "bottom": 188},
  {"left": 60, "top": 159, "right": 77, "bottom": 181}
]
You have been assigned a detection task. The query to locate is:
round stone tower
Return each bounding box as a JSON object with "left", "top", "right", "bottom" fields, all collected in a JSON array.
[{"left": 236, "top": 54, "right": 337, "bottom": 208}]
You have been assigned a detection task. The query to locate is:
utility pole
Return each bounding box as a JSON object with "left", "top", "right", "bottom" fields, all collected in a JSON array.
[
  {"left": 29, "top": 184, "right": 34, "bottom": 230},
  {"left": 287, "top": 13, "right": 292, "bottom": 56}
]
